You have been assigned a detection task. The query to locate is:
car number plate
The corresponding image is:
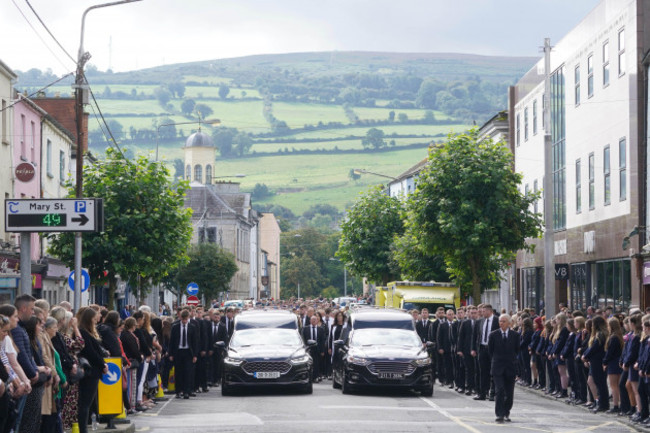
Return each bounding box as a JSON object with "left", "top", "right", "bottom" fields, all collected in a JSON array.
[
  {"left": 254, "top": 371, "right": 280, "bottom": 379},
  {"left": 378, "top": 372, "right": 404, "bottom": 380}
]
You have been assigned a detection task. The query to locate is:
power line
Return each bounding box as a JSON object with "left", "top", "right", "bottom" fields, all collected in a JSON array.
[
  {"left": 10, "top": 0, "right": 71, "bottom": 71},
  {"left": 23, "top": 0, "right": 76, "bottom": 65}
]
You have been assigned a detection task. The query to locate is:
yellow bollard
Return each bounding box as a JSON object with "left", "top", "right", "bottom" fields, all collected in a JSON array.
[
  {"left": 71, "top": 423, "right": 80, "bottom": 433},
  {"left": 116, "top": 404, "right": 127, "bottom": 419},
  {"left": 155, "top": 374, "right": 165, "bottom": 398},
  {"left": 167, "top": 366, "right": 175, "bottom": 393}
]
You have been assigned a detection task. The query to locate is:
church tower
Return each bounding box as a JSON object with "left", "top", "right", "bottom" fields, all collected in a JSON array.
[{"left": 183, "top": 129, "right": 215, "bottom": 184}]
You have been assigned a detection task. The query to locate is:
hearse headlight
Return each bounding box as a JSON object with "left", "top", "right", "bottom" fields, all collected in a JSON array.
[
  {"left": 291, "top": 354, "right": 311, "bottom": 364},
  {"left": 413, "top": 357, "right": 432, "bottom": 366},
  {"left": 224, "top": 356, "right": 244, "bottom": 366},
  {"left": 348, "top": 354, "right": 370, "bottom": 366}
]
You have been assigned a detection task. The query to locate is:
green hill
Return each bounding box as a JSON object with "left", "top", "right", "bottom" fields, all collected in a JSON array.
[{"left": 16, "top": 51, "right": 534, "bottom": 220}]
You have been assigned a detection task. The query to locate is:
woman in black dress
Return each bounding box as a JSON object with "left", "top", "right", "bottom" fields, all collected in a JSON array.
[
  {"left": 604, "top": 317, "right": 624, "bottom": 414},
  {"left": 77, "top": 308, "right": 107, "bottom": 433}
]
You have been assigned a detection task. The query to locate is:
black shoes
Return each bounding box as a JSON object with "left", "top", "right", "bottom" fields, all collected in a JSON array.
[
  {"left": 504, "top": 415, "right": 511, "bottom": 422},
  {"left": 473, "top": 395, "right": 486, "bottom": 401},
  {"left": 495, "top": 417, "right": 504, "bottom": 423},
  {"left": 183, "top": 394, "right": 190, "bottom": 400}
]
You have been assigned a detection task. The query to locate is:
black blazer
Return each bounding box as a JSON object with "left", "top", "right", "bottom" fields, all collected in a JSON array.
[
  {"left": 302, "top": 325, "right": 326, "bottom": 353},
  {"left": 97, "top": 324, "right": 122, "bottom": 358},
  {"left": 437, "top": 320, "right": 452, "bottom": 352},
  {"left": 218, "top": 316, "right": 234, "bottom": 343},
  {"left": 476, "top": 315, "right": 500, "bottom": 349},
  {"left": 51, "top": 332, "right": 74, "bottom": 374},
  {"left": 457, "top": 319, "right": 474, "bottom": 355},
  {"left": 169, "top": 321, "right": 200, "bottom": 358},
  {"left": 415, "top": 319, "right": 431, "bottom": 343},
  {"left": 488, "top": 329, "right": 519, "bottom": 376},
  {"left": 79, "top": 329, "right": 107, "bottom": 380},
  {"left": 120, "top": 330, "right": 142, "bottom": 363}
]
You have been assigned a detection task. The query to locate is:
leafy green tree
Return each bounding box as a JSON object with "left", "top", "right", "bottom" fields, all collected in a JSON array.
[
  {"left": 252, "top": 183, "right": 272, "bottom": 200},
  {"left": 46, "top": 148, "right": 193, "bottom": 307},
  {"left": 404, "top": 129, "right": 542, "bottom": 301},
  {"left": 391, "top": 231, "right": 449, "bottom": 282},
  {"left": 281, "top": 254, "right": 322, "bottom": 299},
  {"left": 195, "top": 103, "right": 213, "bottom": 119},
  {"left": 218, "top": 84, "right": 230, "bottom": 99},
  {"left": 174, "top": 243, "right": 238, "bottom": 301},
  {"left": 234, "top": 132, "right": 253, "bottom": 156},
  {"left": 168, "top": 81, "right": 186, "bottom": 98},
  {"left": 154, "top": 86, "right": 172, "bottom": 105},
  {"left": 172, "top": 158, "right": 184, "bottom": 179},
  {"left": 181, "top": 98, "right": 196, "bottom": 115},
  {"left": 213, "top": 128, "right": 236, "bottom": 157},
  {"left": 337, "top": 186, "right": 403, "bottom": 285},
  {"left": 302, "top": 204, "right": 340, "bottom": 220},
  {"left": 415, "top": 79, "right": 445, "bottom": 109},
  {"left": 388, "top": 111, "right": 395, "bottom": 122},
  {"left": 398, "top": 113, "right": 408, "bottom": 123},
  {"left": 157, "top": 117, "right": 176, "bottom": 140},
  {"left": 361, "top": 128, "right": 386, "bottom": 149},
  {"left": 348, "top": 169, "right": 361, "bottom": 181}
]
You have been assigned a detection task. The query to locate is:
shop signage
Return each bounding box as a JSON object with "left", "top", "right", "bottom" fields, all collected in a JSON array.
[
  {"left": 15, "top": 162, "right": 35, "bottom": 182},
  {"left": 555, "top": 264, "right": 569, "bottom": 280}
]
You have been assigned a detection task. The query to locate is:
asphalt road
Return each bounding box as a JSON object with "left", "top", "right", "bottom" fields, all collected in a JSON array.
[{"left": 131, "top": 382, "right": 638, "bottom": 433}]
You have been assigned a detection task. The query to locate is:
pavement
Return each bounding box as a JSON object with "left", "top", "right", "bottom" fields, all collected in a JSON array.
[{"left": 126, "top": 381, "right": 641, "bottom": 433}]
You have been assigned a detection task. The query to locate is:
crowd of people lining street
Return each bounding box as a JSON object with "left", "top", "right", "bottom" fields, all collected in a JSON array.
[{"left": 0, "top": 293, "right": 648, "bottom": 432}]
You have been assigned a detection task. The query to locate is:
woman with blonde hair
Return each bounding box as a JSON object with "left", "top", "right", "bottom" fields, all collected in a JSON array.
[
  {"left": 623, "top": 314, "right": 643, "bottom": 420},
  {"left": 603, "top": 317, "right": 624, "bottom": 413},
  {"left": 550, "top": 313, "right": 570, "bottom": 398}
]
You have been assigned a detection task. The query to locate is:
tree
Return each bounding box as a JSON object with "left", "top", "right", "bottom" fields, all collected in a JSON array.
[
  {"left": 195, "top": 103, "right": 213, "bottom": 119},
  {"left": 168, "top": 81, "right": 186, "bottom": 98},
  {"left": 172, "top": 158, "right": 184, "bottom": 179},
  {"left": 388, "top": 111, "right": 395, "bottom": 122},
  {"left": 361, "top": 128, "right": 386, "bottom": 149},
  {"left": 337, "top": 186, "right": 403, "bottom": 285},
  {"left": 213, "top": 128, "right": 236, "bottom": 157},
  {"left": 218, "top": 84, "right": 230, "bottom": 99},
  {"left": 157, "top": 117, "right": 176, "bottom": 140},
  {"left": 154, "top": 86, "right": 172, "bottom": 106},
  {"left": 391, "top": 232, "right": 449, "bottom": 282},
  {"left": 404, "top": 129, "right": 542, "bottom": 302},
  {"left": 181, "top": 99, "right": 196, "bottom": 116},
  {"left": 46, "top": 148, "right": 193, "bottom": 308},
  {"left": 233, "top": 132, "right": 253, "bottom": 157},
  {"left": 281, "top": 254, "right": 322, "bottom": 299},
  {"left": 174, "top": 243, "right": 238, "bottom": 301},
  {"left": 252, "top": 183, "right": 272, "bottom": 200},
  {"left": 415, "top": 79, "right": 445, "bottom": 109},
  {"left": 398, "top": 113, "right": 408, "bottom": 123},
  {"left": 348, "top": 169, "right": 361, "bottom": 182},
  {"left": 302, "top": 204, "right": 340, "bottom": 220}
]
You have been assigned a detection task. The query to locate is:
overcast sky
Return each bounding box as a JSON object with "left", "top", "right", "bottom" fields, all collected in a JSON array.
[{"left": 2, "top": 0, "right": 600, "bottom": 76}]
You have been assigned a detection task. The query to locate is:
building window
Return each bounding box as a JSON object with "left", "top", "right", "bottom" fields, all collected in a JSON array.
[
  {"left": 619, "top": 137, "right": 627, "bottom": 201},
  {"left": 618, "top": 28, "right": 625, "bottom": 76},
  {"left": 602, "top": 41, "right": 610, "bottom": 87},
  {"left": 205, "top": 164, "right": 212, "bottom": 184},
  {"left": 595, "top": 259, "right": 631, "bottom": 310},
  {"left": 532, "top": 100, "right": 538, "bottom": 135},
  {"left": 533, "top": 179, "right": 538, "bottom": 214},
  {"left": 185, "top": 165, "right": 191, "bottom": 181},
  {"left": 46, "top": 140, "right": 53, "bottom": 176},
  {"left": 587, "top": 54, "right": 594, "bottom": 98},
  {"left": 194, "top": 165, "right": 202, "bottom": 183},
  {"left": 524, "top": 107, "right": 529, "bottom": 142},
  {"left": 604, "top": 145, "right": 610, "bottom": 205},
  {"left": 551, "top": 67, "right": 566, "bottom": 230},
  {"left": 574, "top": 65, "right": 580, "bottom": 106},
  {"left": 1, "top": 99, "right": 6, "bottom": 143},
  {"left": 59, "top": 150, "right": 65, "bottom": 183},
  {"left": 199, "top": 227, "right": 217, "bottom": 243},
  {"left": 20, "top": 114, "right": 26, "bottom": 158},
  {"left": 589, "top": 152, "right": 595, "bottom": 210},
  {"left": 516, "top": 113, "right": 520, "bottom": 146},
  {"left": 30, "top": 121, "right": 35, "bottom": 162},
  {"left": 576, "top": 159, "right": 581, "bottom": 214}
]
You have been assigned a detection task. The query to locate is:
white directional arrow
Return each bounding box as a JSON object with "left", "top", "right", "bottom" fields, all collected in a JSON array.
[{"left": 106, "top": 370, "right": 118, "bottom": 383}]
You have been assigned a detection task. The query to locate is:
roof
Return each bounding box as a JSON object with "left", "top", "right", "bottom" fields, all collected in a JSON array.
[
  {"left": 388, "top": 157, "right": 428, "bottom": 185},
  {"left": 184, "top": 131, "right": 214, "bottom": 148}
]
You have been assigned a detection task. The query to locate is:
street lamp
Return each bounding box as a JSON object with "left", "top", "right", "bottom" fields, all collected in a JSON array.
[
  {"left": 329, "top": 257, "right": 348, "bottom": 297},
  {"left": 156, "top": 117, "right": 221, "bottom": 161},
  {"left": 353, "top": 168, "right": 398, "bottom": 180},
  {"left": 70, "top": 0, "right": 142, "bottom": 311}
]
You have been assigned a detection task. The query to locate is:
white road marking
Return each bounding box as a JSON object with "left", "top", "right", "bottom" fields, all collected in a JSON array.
[
  {"left": 419, "top": 396, "right": 483, "bottom": 433},
  {"left": 320, "top": 405, "right": 435, "bottom": 411}
]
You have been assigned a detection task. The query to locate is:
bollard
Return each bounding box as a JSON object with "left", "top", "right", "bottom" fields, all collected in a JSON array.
[
  {"left": 155, "top": 374, "right": 165, "bottom": 398},
  {"left": 71, "top": 423, "right": 80, "bottom": 433}
]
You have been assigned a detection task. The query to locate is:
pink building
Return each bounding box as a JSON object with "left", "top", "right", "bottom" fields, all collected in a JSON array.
[{"left": 13, "top": 94, "right": 44, "bottom": 262}]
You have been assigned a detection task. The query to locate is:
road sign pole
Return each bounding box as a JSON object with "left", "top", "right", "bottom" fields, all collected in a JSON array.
[
  {"left": 20, "top": 233, "right": 31, "bottom": 295},
  {"left": 74, "top": 233, "right": 82, "bottom": 312}
]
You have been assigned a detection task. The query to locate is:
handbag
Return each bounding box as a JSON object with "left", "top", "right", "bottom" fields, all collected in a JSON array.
[
  {"left": 32, "top": 371, "right": 51, "bottom": 388},
  {"left": 76, "top": 356, "right": 92, "bottom": 379}
]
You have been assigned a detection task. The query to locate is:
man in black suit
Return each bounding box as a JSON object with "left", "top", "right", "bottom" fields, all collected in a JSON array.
[
  {"left": 474, "top": 304, "right": 499, "bottom": 401},
  {"left": 302, "top": 315, "right": 325, "bottom": 382},
  {"left": 428, "top": 307, "right": 445, "bottom": 384},
  {"left": 452, "top": 307, "right": 465, "bottom": 393},
  {"left": 437, "top": 309, "right": 455, "bottom": 387},
  {"left": 217, "top": 307, "right": 235, "bottom": 344},
  {"left": 458, "top": 305, "right": 477, "bottom": 395},
  {"left": 169, "top": 309, "right": 200, "bottom": 399},
  {"left": 416, "top": 308, "right": 431, "bottom": 344},
  {"left": 207, "top": 309, "right": 222, "bottom": 386},
  {"left": 488, "top": 314, "right": 519, "bottom": 423}
]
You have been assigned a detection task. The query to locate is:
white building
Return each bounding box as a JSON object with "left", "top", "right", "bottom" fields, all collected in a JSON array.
[{"left": 512, "top": 0, "right": 645, "bottom": 312}]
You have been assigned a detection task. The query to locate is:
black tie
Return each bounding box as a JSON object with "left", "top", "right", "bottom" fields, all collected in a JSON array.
[
  {"left": 182, "top": 324, "right": 187, "bottom": 347},
  {"left": 483, "top": 319, "right": 489, "bottom": 344},
  {"left": 502, "top": 331, "right": 507, "bottom": 341},
  {"left": 312, "top": 326, "right": 315, "bottom": 341}
]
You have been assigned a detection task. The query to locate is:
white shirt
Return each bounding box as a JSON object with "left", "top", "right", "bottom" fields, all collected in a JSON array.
[{"left": 2, "top": 336, "right": 16, "bottom": 355}]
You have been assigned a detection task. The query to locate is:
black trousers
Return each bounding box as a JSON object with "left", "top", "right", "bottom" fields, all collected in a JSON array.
[
  {"left": 0, "top": 391, "right": 9, "bottom": 433},
  {"left": 195, "top": 354, "right": 208, "bottom": 390},
  {"left": 493, "top": 372, "right": 515, "bottom": 418},
  {"left": 478, "top": 345, "right": 491, "bottom": 397},
  {"left": 441, "top": 352, "right": 454, "bottom": 385},
  {"left": 211, "top": 352, "right": 221, "bottom": 383},
  {"left": 619, "top": 370, "right": 631, "bottom": 412},
  {"left": 174, "top": 349, "right": 194, "bottom": 396},
  {"left": 309, "top": 348, "right": 320, "bottom": 380},
  {"left": 455, "top": 354, "right": 465, "bottom": 389},
  {"left": 639, "top": 377, "right": 649, "bottom": 418},
  {"left": 536, "top": 354, "right": 546, "bottom": 387},
  {"left": 78, "top": 376, "right": 99, "bottom": 433},
  {"left": 465, "top": 354, "right": 476, "bottom": 391}
]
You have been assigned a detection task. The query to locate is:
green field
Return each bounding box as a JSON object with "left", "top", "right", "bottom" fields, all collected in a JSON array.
[
  {"left": 290, "top": 124, "right": 471, "bottom": 140},
  {"left": 272, "top": 102, "right": 349, "bottom": 128},
  {"left": 167, "top": 99, "right": 269, "bottom": 132},
  {"left": 250, "top": 136, "right": 435, "bottom": 153}
]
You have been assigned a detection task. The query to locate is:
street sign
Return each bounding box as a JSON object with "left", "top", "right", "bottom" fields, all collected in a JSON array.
[
  {"left": 68, "top": 269, "right": 90, "bottom": 292},
  {"left": 186, "top": 295, "right": 199, "bottom": 306},
  {"left": 186, "top": 282, "right": 199, "bottom": 296},
  {"left": 98, "top": 357, "right": 123, "bottom": 415},
  {"left": 4, "top": 198, "right": 103, "bottom": 232}
]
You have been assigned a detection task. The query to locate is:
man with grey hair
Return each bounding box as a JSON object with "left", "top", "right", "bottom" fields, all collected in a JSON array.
[{"left": 488, "top": 313, "right": 518, "bottom": 423}]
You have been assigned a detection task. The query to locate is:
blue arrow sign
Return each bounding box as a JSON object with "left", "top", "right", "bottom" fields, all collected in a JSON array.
[
  {"left": 68, "top": 269, "right": 90, "bottom": 292},
  {"left": 186, "top": 282, "right": 199, "bottom": 296},
  {"left": 101, "top": 361, "right": 121, "bottom": 385}
]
